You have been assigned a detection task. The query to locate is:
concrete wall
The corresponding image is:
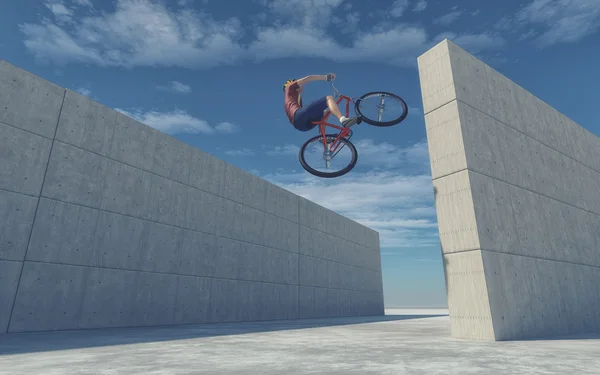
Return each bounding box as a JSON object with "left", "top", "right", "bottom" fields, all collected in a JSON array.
[
  {"left": 418, "top": 39, "right": 600, "bottom": 340},
  {"left": 0, "top": 59, "right": 384, "bottom": 334}
]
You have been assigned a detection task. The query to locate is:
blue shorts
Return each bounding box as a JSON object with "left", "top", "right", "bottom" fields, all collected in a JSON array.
[{"left": 293, "top": 97, "right": 328, "bottom": 131}]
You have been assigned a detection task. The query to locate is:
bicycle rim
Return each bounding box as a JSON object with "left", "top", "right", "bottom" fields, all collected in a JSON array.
[
  {"left": 354, "top": 91, "right": 408, "bottom": 126},
  {"left": 299, "top": 134, "right": 358, "bottom": 178}
]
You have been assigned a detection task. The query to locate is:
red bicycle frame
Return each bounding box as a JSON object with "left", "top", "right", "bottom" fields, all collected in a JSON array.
[{"left": 311, "top": 94, "right": 353, "bottom": 153}]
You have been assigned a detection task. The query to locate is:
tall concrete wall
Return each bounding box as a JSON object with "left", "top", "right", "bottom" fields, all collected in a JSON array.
[
  {"left": 418, "top": 39, "right": 600, "bottom": 340},
  {"left": 0, "top": 59, "right": 384, "bottom": 334}
]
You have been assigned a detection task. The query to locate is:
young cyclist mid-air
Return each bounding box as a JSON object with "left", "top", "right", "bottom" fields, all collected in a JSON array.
[{"left": 283, "top": 73, "right": 359, "bottom": 132}]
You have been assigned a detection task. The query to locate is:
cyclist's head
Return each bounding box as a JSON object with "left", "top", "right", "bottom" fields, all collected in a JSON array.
[{"left": 283, "top": 79, "right": 296, "bottom": 91}]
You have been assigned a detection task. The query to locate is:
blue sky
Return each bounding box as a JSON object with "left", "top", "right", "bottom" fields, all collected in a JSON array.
[{"left": 1, "top": 0, "right": 599, "bottom": 308}]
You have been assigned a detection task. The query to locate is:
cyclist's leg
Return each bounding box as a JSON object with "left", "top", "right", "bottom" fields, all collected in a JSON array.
[
  {"left": 293, "top": 97, "right": 328, "bottom": 131},
  {"left": 325, "top": 96, "right": 344, "bottom": 120},
  {"left": 325, "top": 95, "right": 358, "bottom": 127}
]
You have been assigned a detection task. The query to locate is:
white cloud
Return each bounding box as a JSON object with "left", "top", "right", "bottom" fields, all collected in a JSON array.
[
  {"left": 263, "top": 144, "right": 300, "bottom": 156},
  {"left": 157, "top": 81, "right": 191, "bottom": 94},
  {"left": 516, "top": 0, "right": 600, "bottom": 46},
  {"left": 263, "top": 168, "right": 438, "bottom": 249},
  {"left": 225, "top": 148, "right": 255, "bottom": 156},
  {"left": 115, "top": 108, "right": 238, "bottom": 135},
  {"left": 20, "top": 0, "right": 506, "bottom": 69},
  {"left": 435, "top": 32, "right": 506, "bottom": 52},
  {"left": 21, "top": 0, "right": 245, "bottom": 68},
  {"left": 73, "top": 0, "right": 92, "bottom": 6},
  {"left": 433, "top": 10, "right": 463, "bottom": 26},
  {"left": 348, "top": 139, "right": 430, "bottom": 169},
  {"left": 75, "top": 87, "right": 91, "bottom": 96},
  {"left": 389, "top": 0, "right": 410, "bottom": 18},
  {"left": 413, "top": 0, "right": 427, "bottom": 12},
  {"left": 331, "top": 12, "right": 360, "bottom": 35},
  {"left": 264, "top": 0, "right": 345, "bottom": 29},
  {"left": 215, "top": 121, "right": 239, "bottom": 133},
  {"left": 44, "top": 1, "right": 74, "bottom": 24}
]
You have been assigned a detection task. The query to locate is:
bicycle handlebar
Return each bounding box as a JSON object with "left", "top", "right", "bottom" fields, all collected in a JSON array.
[{"left": 329, "top": 80, "right": 340, "bottom": 98}]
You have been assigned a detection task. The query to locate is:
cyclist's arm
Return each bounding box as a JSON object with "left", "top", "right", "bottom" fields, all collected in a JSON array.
[{"left": 296, "top": 75, "right": 327, "bottom": 86}]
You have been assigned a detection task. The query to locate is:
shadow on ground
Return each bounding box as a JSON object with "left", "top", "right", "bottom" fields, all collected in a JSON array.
[
  {"left": 0, "top": 314, "right": 447, "bottom": 355},
  {"left": 513, "top": 332, "right": 600, "bottom": 342}
]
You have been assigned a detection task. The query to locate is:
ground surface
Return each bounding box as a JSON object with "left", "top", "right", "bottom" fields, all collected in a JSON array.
[{"left": 1, "top": 309, "right": 599, "bottom": 374}]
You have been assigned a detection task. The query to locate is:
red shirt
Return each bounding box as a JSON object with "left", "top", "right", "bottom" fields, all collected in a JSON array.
[{"left": 284, "top": 82, "right": 303, "bottom": 124}]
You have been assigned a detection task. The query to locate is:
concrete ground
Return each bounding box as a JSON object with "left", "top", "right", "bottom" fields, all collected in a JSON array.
[{"left": 1, "top": 309, "right": 599, "bottom": 375}]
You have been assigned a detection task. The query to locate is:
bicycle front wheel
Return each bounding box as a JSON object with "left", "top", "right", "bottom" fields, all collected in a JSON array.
[
  {"left": 299, "top": 134, "right": 358, "bottom": 178},
  {"left": 354, "top": 91, "right": 408, "bottom": 127}
]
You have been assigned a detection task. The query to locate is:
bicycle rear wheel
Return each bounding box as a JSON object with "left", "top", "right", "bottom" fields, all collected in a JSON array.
[
  {"left": 299, "top": 134, "right": 357, "bottom": 178},
  {"left": 354, "top": 91, "right": 408, "bottom": 127}
]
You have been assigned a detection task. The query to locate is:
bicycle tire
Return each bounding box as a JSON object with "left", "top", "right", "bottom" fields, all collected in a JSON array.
[
  {"left": 299, "top": 134, "right": 358, "bottom": 178},
  {"left": 354, "top": 91, "right": 408, "bottom": 127}
]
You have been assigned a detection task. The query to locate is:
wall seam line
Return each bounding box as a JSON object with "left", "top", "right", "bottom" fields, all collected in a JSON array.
[
  {"left": 6, "top": 89, "right": 67, "bottom": 332},
  {"left": 457, "top": 98, "right": 600, "bottom": 177},
  {"left": 43, "top": 139, "right": 373, "bottom": 249},
  {"left": 24, "top": 195, "right": 380, "bottom": 272},
  {"left": 15, "top": 260, "right": 383, "bottom": 294},
  {"left": 445, "top": 248, "right": 600, "bottom": 270},
  {"left": 433, "top": 166, "right": 600, "bottom": 219}
]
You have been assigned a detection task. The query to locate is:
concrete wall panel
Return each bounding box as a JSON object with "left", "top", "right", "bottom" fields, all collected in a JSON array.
[
  {"left": 145, "top": 175, "right": 187, "bottom": 227},
  {"left": 92, "top": 210, "right": 146, "bottom": 269},
  {"left": 263, "top": 214, "right": 298, "bottom": 253},
  {"left": 0, "top": 61, "right": 64, "bottom": 138},
  {"left": 55, "top": 90, "right": 117, "bottom": 156},
  {"left": 432, "top": 170, "right": 480, "bottom": 253},
  {"left": 174, "top": 275, "right": 211, "bottom": 324},
  {"left": 101, "top": 159, "right": 152, "bottom": 218},
  {"left": 0, "top": 122, "right": 53, "bottom": 196},
  {"left": 178, "top": 230, "right": 218, "bottom": 277},
  {"left": 26, "top": 198, "right": 99, "bottom": 265},
  {"left": 298, "top": 285, "right": 315, "bottom": 318},
  {"left": 109, "top": 112, "right": 158, "bottom": 171},
  {"left": 42, "top": 141, "right": 108, "bottom": 207},
  {"left": 208, "top": 278, "right": 237, "bottom": 323},
  {"left": 443, "top": 250, "right": 494, "bottom": 341},
  {"left": 131, "top": 271, "right": 179, "bottom": 327},
  {"left": 78, "top": 267, "right": 138, "bottom": 329},
  {"left": 184, "top": 186, "right": 218, "bottom": 234},
  {"left": 139, "top": 222, "right": 183, "bottom": 274},
  {"left": 0, "top": 59, "right": 383, "bottom": 333},
  {"left": 152, "top": 131, "right": 192, "bottom": 185},
  {"left": 188, "top": 148, "right": 226, "bottom": 196},
  {"left": 9, "top": 262, "right": 89, "bottom": 332},
  {"left": 236, "top": 280, "right": 263, "bottom": 321},
  {"left": 0, "top": 190, "right": 38, "bottom": 262},
  {"left": 240, "top": 171, "right": 268, "bottom": 213},
  {"left": 237, "top": 242, "right": 266, "bottom": 282},
  {"left": 419, "top": 39, "right": 600, "bottom": 340},
  {"left": 265, "top": 183, "right": 299, "bottom": 223},
  {"left": 423, "top": 101, "right": 466, "bottom": 180},
  {"left": 262, "top": 247, "right": 298, "bottom": 285},
  {"left": 0, "top": 261, "right": 21, "bottom": 332},
  {"left": 416, "top": 42, "right": 455, "bottom": 115}
]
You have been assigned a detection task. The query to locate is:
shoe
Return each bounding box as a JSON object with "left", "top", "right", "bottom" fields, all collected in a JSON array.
[{"left": 342, "top": 116, "right": 359, "bottom": 128}]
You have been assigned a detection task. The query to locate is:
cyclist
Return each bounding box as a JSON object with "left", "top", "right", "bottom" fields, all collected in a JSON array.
[{"left": 283, "top": 73, "right": 359, "bottom": 132}]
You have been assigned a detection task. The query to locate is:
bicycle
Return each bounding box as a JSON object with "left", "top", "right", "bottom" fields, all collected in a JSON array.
[{"left": 298, "top": 81, "right": 409, "bottom": 178}]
